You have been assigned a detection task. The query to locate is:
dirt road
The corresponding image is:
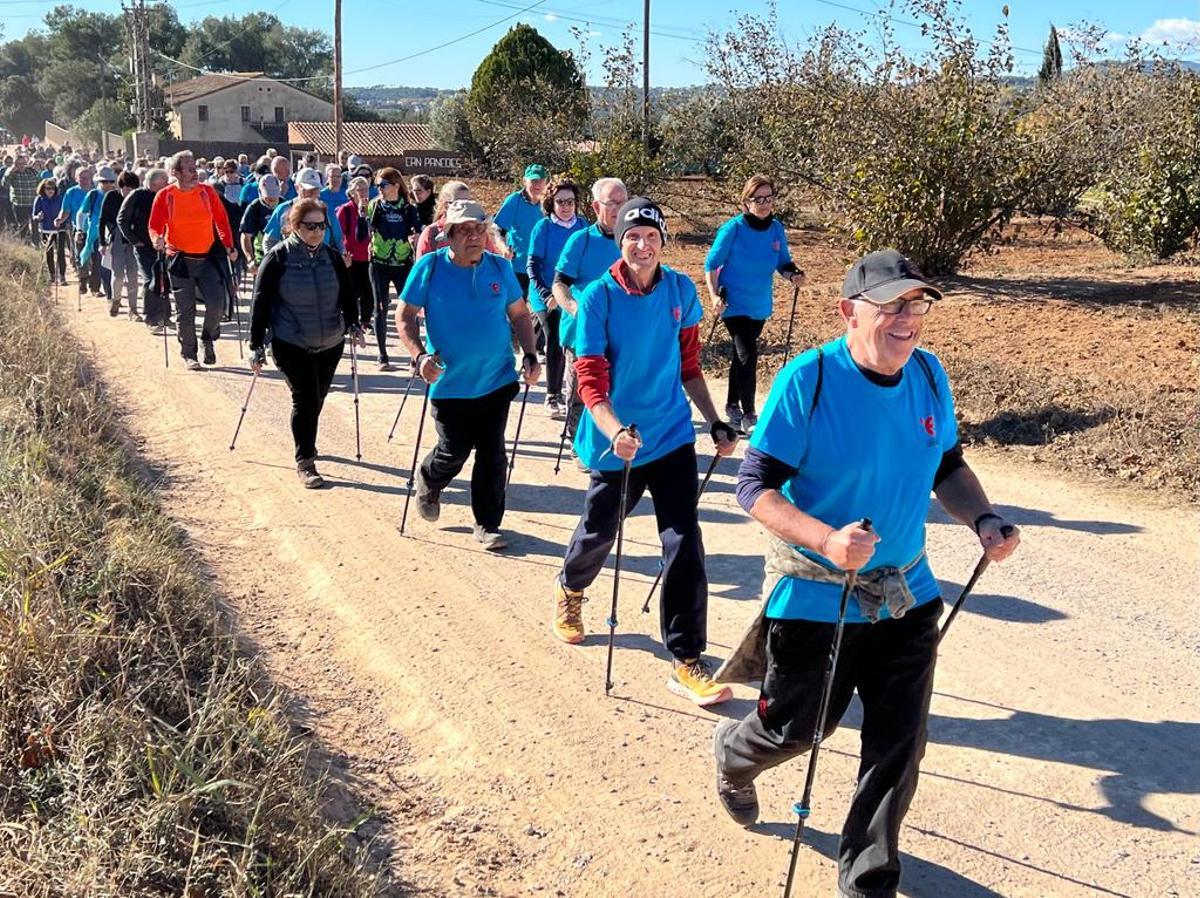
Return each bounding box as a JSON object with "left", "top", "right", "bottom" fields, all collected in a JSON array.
[{"left": 63, "top": 283, "right": 1197, "bottom": 898}]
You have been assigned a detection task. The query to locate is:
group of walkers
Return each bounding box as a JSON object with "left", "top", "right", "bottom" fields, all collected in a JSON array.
[{"left": 42, "top": 136, "right": 1023, "bottom": 898}]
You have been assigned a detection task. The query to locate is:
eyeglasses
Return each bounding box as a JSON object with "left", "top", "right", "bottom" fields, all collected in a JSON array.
[
  {"left": 298, "top": 220, "right": 327, "bottom": 232},
  {"left": 866, "top": 297, "right": 935, "bottom": 316},
  {"left": 748, "top": 194, "right": 775, "bottom": 206},
  {"left": 598, "top": 200, "right": 624, "bottom": 209},
  {"left": 554, "top": 197, "right": 576, "bottom": 206}
]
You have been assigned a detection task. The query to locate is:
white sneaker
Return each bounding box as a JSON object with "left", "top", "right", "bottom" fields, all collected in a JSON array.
[
  {"left": 473, "top": 525, "right": 508, "bottom": 551},
  {"left": 741, "top": 412, "right": 758, "bottom": 434}
]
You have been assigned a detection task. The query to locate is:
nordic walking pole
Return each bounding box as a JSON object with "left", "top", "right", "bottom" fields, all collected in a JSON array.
[
  {"left": 938, "top": 525, "right": 1015, "bottom": 643},
  {"left": 399, "top": 382, "right": 432, "bottom": 536},
  {"left": 505, "top": 382, "right": 531, "bottom": 488},
  {"left": 604, "top": 424, "right": 639, "bottom": 696},
  {"left": 349, "top": 335, "right": 362, "bottom": 462},
  {"left": 782, "top": 284, "right": 800, "bottom": 366},
  {"left": 227, "top": 257, "right": 244, "bottom": 360},
  {"left": 228, "top": 367, "right": 261, "bottom": 451},
  {"left": 641, "top": 452, "right": 722, "bottom": 614},
  {"left": 158, "top": 253, "right": 169, "bottom": 368},
  {"left": 704, "top": 286, "right": 727, "bottom": 347},
  {"left": 553, "top": 395, "right": 573, "bottom": 475},
  {"left": 386, "top": 371, "right": 416, "bottom": 442},
  {"left": 783, "top": 518, "right": 872, "bottom": 898}
]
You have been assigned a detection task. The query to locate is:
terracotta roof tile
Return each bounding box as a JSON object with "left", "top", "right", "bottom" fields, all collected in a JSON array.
[
  {"left": 287, "top": 121, "right": 438, "bottom": 155},
  {"left": 164, "top": 72, "right": 265, "bottom": 106}
]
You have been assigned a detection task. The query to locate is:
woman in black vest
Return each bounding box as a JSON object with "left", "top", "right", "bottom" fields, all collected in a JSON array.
[{"left": 249, "top": 197, "right": 365, "bottom": 488}]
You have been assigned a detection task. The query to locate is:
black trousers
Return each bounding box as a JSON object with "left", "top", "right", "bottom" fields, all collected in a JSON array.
[
  {"left": 134, "top": 244, "right": 171, "bottom": 326},
  {"left": 271, "top": 338, "right": 345, "bottom": 463},
  {"left": 168, "top": 255, "right": 224, "bottom": 359},
  {"left": 723, "top": 315, "right": 766, "bottom": 414},
  {"left": 349, "top": 260, "right": 373, "bottom": 330},
  {"left": 716, "top": 598, "right": 942, "bottom": 898},
  {"left": 561, "top": 442, "right": 708, "bottom": 660},
  {"left": 369, "top": 261, "right": 411, "bottom": 365},
  {"left": 41, "top": 230, "right": 65, "bottom": 280},
  {"left": 533, "top": 307, "right": 563, "bottom": 399},
  {"left": 421, "top": 381, "right": 519, "bottom": 530}
]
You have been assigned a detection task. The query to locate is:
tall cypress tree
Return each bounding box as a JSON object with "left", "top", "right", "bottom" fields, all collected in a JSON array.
[{"left": 1038, "top": 25, "right": 1063, "bottom": 85}]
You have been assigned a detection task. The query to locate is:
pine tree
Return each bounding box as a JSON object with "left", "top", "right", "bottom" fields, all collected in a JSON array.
[{"left": 1038, "top": 25, "right": 1063, "bottom": 86}]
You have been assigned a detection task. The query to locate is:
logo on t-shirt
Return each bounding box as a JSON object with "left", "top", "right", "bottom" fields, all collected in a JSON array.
[
  {"left": 921, "top": 415, "right": 935, "bottom": 438},
  {"left": 772, "top": 241, "right": 781, "bottom": 252},
  {"left": 672, "top": 306, "right": 681, "bottom": 321},
  {"left": 490, "top": 281, "right": 501, "bottom": 294}
]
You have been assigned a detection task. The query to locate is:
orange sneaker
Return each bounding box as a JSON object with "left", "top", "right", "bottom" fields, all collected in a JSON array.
[
  {"left": 552, "top": 580, "right": 587, "bottom": 644},
  {"left": 668, "top": 657, "right": 732, "bottom": 706}
]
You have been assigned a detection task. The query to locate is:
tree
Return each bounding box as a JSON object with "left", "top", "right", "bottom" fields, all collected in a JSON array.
[
  {"left": 72, "top": 97, "right": 126, "bottom": 148},
  {"left": 1038, "top": 25, "right": 1063, "bottom": 85},
  {"left": 669, "top": 0, "right": 1050, "bottom": 274},
  {"left": 0, "top": 75, "right": 51, "bottom": 136},
  {"left": 465, "top": 24, "right": 588, "bottom": 176},
  {"left": 429, "top": 91, "right": 481, "bottom": 158},
  {"left": 179, "top": 13, "right": 331, "bottom": 81}
]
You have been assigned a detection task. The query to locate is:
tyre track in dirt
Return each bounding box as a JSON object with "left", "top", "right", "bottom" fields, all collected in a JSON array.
[{"left": 64, "top": 284, "right": 1198, "bottom": 898}]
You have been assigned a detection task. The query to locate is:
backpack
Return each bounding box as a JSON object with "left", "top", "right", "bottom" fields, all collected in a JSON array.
[{"left": 806, "top": 345, "right": 940, "bottom": 422}]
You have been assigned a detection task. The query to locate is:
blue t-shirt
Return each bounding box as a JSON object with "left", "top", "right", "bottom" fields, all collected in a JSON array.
[
  {"left": 493, "top": 190, "right": 545, "bottom": 275},
  {"left": 555, "top": 224, "right": 620, "bottom": 351},
  {"left": 573, "top": 265, "right": 702, "bottom": 472},
  {"left": 265, "top": 198, "right": 344, "bottom": 252},
  {"left": 704, "top": 215, "right": 793, "bottom": 320},
  {"left": 60, "top": 184, "right": 88, "bottom": 222},
  {"left": 526, "top": 215, "right": 586, "bottom": 312},
  {"left": 750, "top": 337, "right": 957, "bottom": 623},
  {"left": 319, "top": 186, "right": 348, "bottom": 212},
  {"left": 400, "top": 249, "right": 523, "bottom": 400}
]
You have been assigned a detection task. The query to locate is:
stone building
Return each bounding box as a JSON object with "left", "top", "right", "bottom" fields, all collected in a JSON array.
[{"left": 163, "top": 72, "right": 334, "bottom": 146}]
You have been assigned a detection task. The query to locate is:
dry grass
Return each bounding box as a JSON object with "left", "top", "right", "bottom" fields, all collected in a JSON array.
[{"left": 0, "top": 241, "right": 394, "bottom": 896}]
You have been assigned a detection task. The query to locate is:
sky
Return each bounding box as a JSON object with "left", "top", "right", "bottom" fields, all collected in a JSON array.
[{"left": 3, "top": 0, "right": 1198, "bottom": 89}]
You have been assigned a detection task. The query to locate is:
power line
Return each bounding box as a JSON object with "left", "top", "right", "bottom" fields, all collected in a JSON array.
[
  {"left": 477, "top": 0, "right": 706, "bottom": 43},
  {"left": 156, "top": 0, "right": 551, "bottom": 84}
]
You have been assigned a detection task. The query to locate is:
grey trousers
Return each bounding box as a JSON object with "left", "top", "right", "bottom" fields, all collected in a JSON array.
[
  {"left": 109, "top": 239, "right": 139, "bottom": 316},
  {"left": 169, "top": 255, "right": 224, "bottom": 360},
  {"left": 715, "top": 598, "right": 942, "bottom": 898}
]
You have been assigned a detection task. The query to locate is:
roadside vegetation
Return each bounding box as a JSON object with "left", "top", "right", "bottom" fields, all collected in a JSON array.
[{"left": 0, "top": 239, "right": 391, "bottom": 895}]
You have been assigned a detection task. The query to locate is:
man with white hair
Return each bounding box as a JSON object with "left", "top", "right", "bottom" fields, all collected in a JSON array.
[
  {"left": 117, "top": 166, "right": 171, "bottom": 331},
  {"left": 551, "top": 176, "right": 628, "bottom": 470},
  {"left": 711, "top": 249, "right": 1020, "bottom": 898},
  {"left": 148, "top": 150, "right": 237, "bottom": 370}
]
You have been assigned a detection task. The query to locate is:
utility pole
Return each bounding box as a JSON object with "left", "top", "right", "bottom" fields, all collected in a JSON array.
[
  {"left": 98, "top": 51, "right": 108, "bottom": 156},
  {"left": 122, "top": 0, "right": 155, "bottom": 133},
  {"left": 334, "top": 0, "right": 344, "bottom": 158},
  {"left": 641, "top": 0, "right": 650, "bottom": 177}
]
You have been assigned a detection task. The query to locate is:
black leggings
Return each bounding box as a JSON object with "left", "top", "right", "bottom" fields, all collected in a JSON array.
[
  {"left": 723, "top": 315, "right": 765, "bottom": 415},
  {"left": 41, "top": 230, "right": 65, "bottom": 280},
  {"left": 533, "top": 307, "right": 563, "bottom": 399},
  {"left": 271, "top": 338, "right": 345, "bottom": 463}
]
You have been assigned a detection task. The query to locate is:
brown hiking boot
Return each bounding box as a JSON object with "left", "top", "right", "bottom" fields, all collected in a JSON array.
[
  {"left": 297, "top": 458, "right": 325, "bottom": 489},
  {"left": 553, "top": 579, "right": 587, "bottom": 644}
]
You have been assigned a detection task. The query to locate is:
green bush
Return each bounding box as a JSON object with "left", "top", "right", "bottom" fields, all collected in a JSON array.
[{"left": 1091, "top": 72, "right": 1200, "bottom": 260}]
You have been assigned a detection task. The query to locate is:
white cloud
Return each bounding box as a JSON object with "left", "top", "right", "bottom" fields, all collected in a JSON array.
[
  {"left": 544, "top": 13, "right": 558, "bottom": 22},
  {"left": 1139, "top": 18, "right": 1200, "bottom": 49}
]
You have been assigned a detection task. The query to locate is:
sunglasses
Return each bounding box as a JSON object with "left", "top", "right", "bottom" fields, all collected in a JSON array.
[
  {"left": 298, "top": 220, "right": 327, "bottom": 232},
  {"left": 554, "top": 197, "right": 576, "bottom": 206},
  {"left": 748, "top": 194, "right": 775, "bottom": 205}
]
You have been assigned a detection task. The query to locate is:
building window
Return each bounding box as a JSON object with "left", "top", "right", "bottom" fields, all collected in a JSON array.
[
  {"left": 198, "top": 104, "right": 208, "bottom": 122},
  {"left": 241, "top": 105, "right": 250, "bottom": 122},
  {"left": 274, "top": 106, "right": 284, "bottom": 123}
]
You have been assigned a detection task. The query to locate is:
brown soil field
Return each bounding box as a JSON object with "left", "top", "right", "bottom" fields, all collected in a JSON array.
[{"left": 471, "top": 180, "right": 1198, "bottom": 501}]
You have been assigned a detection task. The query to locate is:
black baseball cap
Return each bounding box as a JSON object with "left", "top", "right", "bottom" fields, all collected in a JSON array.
[{"left": 841, "top": 249, "right": 942, "bottom": 304}]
